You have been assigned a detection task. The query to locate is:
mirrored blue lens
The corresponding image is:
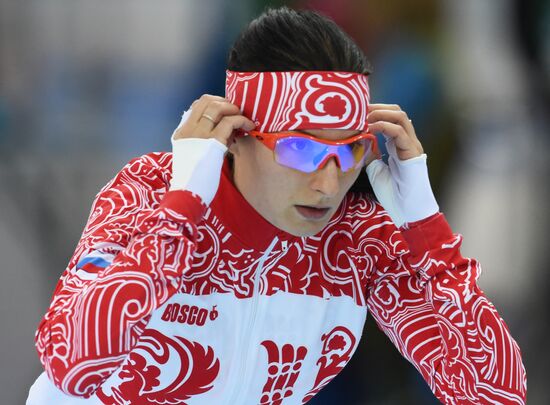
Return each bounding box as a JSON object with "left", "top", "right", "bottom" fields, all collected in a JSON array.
[{"left": 274, "top": 137, "right": 368, "bottom": 173}]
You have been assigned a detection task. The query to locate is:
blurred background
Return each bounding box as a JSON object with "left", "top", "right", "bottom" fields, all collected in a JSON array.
[{"left": 1, "top": 0, "right": 548, "bottom": 404}]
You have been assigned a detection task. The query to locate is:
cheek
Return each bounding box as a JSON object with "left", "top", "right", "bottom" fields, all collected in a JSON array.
[
  {"left": 246, "top": 144, "right": 302, "bottom": 201},
  {"left": 254, "top": 146, "right": 286, "bottom": 182},
  {"left": 238, "top": 140, "right": 275, "bottom": 177},
  {"left": 263, "top": 164, "right": 303, "bottom": 203}
]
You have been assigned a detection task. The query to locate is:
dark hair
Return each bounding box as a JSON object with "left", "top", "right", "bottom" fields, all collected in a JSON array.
[
  {"left": 228, "top": 7, "right": 371, "bottom": 75},
  {"left": 228, "top": 7, "right": 375, "bottom": 197}
]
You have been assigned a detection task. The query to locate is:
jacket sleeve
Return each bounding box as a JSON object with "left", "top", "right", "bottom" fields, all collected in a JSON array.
[
  {"left": 34, "top": 153, "right": 206, "bottom": 398},
  {"left": 365, "top": 211, "right": 527, "bottom": 404}
]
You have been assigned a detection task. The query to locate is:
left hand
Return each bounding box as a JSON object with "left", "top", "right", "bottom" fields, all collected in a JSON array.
[
  {"left": 367, "top": 103, "right": 424, "bottom": 161},
  {"left": 365, "top": 103, "right": 439, "bottom": 227}
]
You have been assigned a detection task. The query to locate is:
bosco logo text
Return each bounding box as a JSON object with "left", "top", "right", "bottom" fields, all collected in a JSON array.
[{"left": 161, "top": 304, "right": 219, "bottom": 326}]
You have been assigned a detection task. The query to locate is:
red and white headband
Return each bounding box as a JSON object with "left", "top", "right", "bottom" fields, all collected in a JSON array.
[{"left": 225, "top": 70, "right": 370, "bottom": 133}]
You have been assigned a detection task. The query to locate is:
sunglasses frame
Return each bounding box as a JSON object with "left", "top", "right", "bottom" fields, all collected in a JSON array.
[
  {"left": 247, "top": 130, "right": 374, "bottom": 148},
  {"left": 245, "top": 130, "right": 377, "bottom": 173}
]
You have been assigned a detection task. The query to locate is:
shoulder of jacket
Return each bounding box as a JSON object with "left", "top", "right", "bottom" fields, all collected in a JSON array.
[
  {"left": 125, "top": 151, "right": 173, "bottom": 172},
  {"left": 339, "top": 193, "right": 408, "bottom": 262},
  {"left": 342, "top": 192, "right": 400, "bottom": 239},
  {"left": 100, "top": 152, "right": 174, "bottom": 194}
]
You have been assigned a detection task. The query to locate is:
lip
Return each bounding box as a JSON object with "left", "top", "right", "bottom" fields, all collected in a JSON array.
[{"left": 294, "top": 205, "right": 331, "bottom": 220}]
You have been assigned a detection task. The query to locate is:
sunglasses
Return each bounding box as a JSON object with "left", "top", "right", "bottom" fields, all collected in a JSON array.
[{"left": 246, "top": 130, "right": 376, "bottom": 173}]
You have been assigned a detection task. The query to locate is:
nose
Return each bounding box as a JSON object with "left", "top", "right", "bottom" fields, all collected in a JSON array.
[{"left": 310, "top": 157, "right": 341, "bottom": 197}]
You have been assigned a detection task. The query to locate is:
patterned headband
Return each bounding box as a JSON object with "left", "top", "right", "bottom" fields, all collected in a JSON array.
[{"left": 225, "top": 70, "right": 370, "bottom": 133}]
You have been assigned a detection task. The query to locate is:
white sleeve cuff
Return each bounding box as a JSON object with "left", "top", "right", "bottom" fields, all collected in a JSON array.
[
  {"left": 366, "top": 138, "right": 440, "bottom": 227},
  {"left": 170, "top": 136, "right": 227, "bottom": 206},
  {"left": 387, "top": 152, "right": 439, "bottom": 224},
  {"left": 365, "top": 159, "right": 407, "bottom": 227}
]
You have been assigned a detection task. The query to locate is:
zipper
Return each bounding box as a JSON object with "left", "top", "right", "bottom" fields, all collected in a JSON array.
[{"left": 229, "top": 236, "right": 279, "bottom": 404}]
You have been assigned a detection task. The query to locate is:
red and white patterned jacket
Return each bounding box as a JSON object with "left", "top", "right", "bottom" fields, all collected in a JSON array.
[{"left": 29, "top": 151, "right": 526, "bottom": 404}]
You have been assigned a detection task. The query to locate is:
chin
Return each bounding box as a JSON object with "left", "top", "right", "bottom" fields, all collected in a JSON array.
[{"left": 286, "top": 229, "right": 317, "bottom": 237}]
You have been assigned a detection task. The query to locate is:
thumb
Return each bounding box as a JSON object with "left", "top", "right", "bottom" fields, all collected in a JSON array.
[{"left": 365, "top": 159, "right": 405, "bottom": 227}]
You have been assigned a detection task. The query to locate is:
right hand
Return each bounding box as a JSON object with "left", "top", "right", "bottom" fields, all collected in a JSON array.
[{"left": 173, "top": 94, "right": 255, "bottom": 146}]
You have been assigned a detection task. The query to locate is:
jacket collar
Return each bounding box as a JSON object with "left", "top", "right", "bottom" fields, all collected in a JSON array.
[{"left": 209, "top": 158, "right": 299, "bottom": 249}]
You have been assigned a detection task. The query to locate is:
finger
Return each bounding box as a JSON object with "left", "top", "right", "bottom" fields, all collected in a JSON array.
[
  {"left": 196, "top": 113, "right": 217, "bottom": 133},
  {"left": 367, "top": 121, "right": 413, "bottom": 150},
  {"left": 369, "top": 121, "right": 423, "bottom": 160},
  {"left": 195, "top": 101, "right": 241, "bottom": 134},
  {"left": 368, "top": 109, "right": 415, "bottom": 135},
  {"left": 368, "top": 103, "right": 402, "bottom": 111},
  {"left": 211, "top": 115, "right": 255, "bottom": 145},
  {"left": 188, "top": 94, "right": 229, "bottom": 123},
  {"left": 174, "top": 96, "right": 227, "bottom": 140},
  {"left": 368, "top": 121, "right": 404, "bottom": 139},
  {"left": 202, "top": 101, "right": 241, "bottom": 123}
]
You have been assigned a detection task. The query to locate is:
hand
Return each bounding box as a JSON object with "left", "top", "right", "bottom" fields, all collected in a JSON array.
[
  {"left": 173, "top": 94, "right": 255, "bottom": 147},
  {"left": 365, "top": 103, "right": 438, "bottom": 227},
  {"left": 169, "top": 95, "right": 253, "bottom": 204},
  {"left": 367, "top": 103, "right": 423, "bottom": 161}
]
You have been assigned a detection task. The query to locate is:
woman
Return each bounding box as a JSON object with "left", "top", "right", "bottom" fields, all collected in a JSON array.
[{"left": 28, "top": 7, "right": 526, "bottom": 404}]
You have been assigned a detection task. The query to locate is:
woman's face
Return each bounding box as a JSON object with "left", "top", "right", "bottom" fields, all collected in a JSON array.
[{"left": 230, "top": 129, "right": 375, "bottom": 237}]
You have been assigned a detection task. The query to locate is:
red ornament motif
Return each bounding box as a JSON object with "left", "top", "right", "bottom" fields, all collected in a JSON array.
[
  {"left": 321, "top": 95, "right": 347, "bottom": 118},
  {"left": 302, "top": 326, "right": 356, "bottom": 403},
  {"left": 97, "top": 329, "right": 220, "bottom": 405},
  {"left": 260, "top": 340, "right": 308, "bottom": 405}
]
